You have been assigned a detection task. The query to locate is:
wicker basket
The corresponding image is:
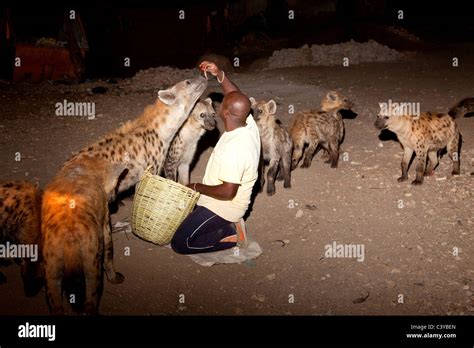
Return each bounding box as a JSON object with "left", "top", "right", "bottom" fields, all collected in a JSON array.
[{"left": 131, "top": 167, "right": 200, "bottom": 245}]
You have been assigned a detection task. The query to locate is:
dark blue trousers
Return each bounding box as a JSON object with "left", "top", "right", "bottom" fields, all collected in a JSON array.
[{"left": 171, "top": 205, "right": 237, "bottom": 255}]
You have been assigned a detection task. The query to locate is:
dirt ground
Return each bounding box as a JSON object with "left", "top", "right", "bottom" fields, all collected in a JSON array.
[{"left": 1, "top": 43, "right": 473, "bottom": 315}]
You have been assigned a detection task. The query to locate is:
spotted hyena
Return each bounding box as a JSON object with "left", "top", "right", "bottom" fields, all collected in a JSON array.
[
  {"left": 448, "top": 97, "right": 474, "bottom": 118},
  {"left": 67, "top": 76, "right": 208, "bottom": 194},
  {"left": 374, "top": 109, "right": 461, "bottom": 185},
  {"left": 164, "top": 98, "right": 216, "bottom": 185},
  {"left": 42, "top": 156, "right": 128, "bottom": 315},
  {"left": 0, "top": 181, "right": 43, "bottom": 297},
  {"left": 249, "top": 97, "right": 293, "bottom": 196},
  {"left": 290, "top": 91, "right": 354, "bottom": 169}
]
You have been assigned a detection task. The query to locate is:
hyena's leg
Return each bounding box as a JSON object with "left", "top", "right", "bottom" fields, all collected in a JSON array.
[
  {"left": 281, "top": 151, "right": 292, "bottom": 189},
  {"left": 276, "top": 161, "right": 284, "bottom": 181},
  {"left": 412, "top": 149, "right": 427, "bottom": 185},
  {"left": 103, "top": 215, "right": 124, "bottom": 285},
  {"left": 321, "top": 147, "right": 331, "bottom": 163},
  {"left": 164, "top": 165, "right": 177, "bottom": 182},
  {"left": 82, "top": 247, "right": 101, "bottom": 315},
  {"left": 424, "top": 151, "right": 438, "bottom": 176},
  {"left": 20, "top": 259, "right": 44, "bottom": 298},
  {"left": 327, "top": 139, "right": 339, "bottom": 168},
  {"left": 259, "top": 166, "right": 266, "bottom": 192},
  {"left": 447, "top": 134, "right": 461, "bottom": 175},
  {"left": 177, "top": 163, "right": 190, "bottom": 186},
  {"left": 301, "top": 141, "right": 318, "bottom": 168},
  {"left": 291, "top": 137, "right": 305, "bottom": 170},
  {"left": 44, "top": 257, "right": 64, "bottom": 315},
  {"left": 398, "top": 147, "right": 414, "bottom": 182},
  {"left": 266, "top": 158, "right": 280, "bottom": 196}
]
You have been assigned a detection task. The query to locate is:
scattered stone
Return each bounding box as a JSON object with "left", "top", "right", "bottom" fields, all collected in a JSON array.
[
  {"left": 266, "top": 273, "right": 276, "bottom": 281},
  {"left": 272, "top": 239, "right": 290, "bottom": 247},
  {"left": 251, "top": 294, "right": 266, "bottom": 303},
  {"left": 353, "top": 290, "right": 370, "bottom": 304}
]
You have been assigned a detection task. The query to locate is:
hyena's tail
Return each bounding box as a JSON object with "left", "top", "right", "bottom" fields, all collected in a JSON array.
[{"left": 62, "top": 239, "right": 85, "bottom": 313}]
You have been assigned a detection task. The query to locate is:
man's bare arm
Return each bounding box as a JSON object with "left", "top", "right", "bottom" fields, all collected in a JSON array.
[
  {"left": 188, "top": 181, "right": 239, "bottom": 201},
  {"left": 218, "top": 71, "right": 240, "bottom": 94}
]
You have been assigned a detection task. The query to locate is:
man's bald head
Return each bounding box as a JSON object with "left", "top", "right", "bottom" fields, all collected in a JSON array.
[{"left": 220, "top": 91, "right": 251, "bottom": 124}]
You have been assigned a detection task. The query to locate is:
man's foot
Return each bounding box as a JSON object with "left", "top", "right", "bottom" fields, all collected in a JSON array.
[
  {"left": 235, "top": 219, "right": 248, "bottom": 248},
  {"left": 218, "top": 220, "right": 248, "bottom": 247},
  {"left": 220, "top": 235, "right": 237, "bottom": 243}
]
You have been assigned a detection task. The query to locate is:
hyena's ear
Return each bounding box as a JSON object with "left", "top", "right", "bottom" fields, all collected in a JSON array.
[
  {"left": 204, "top": 97, "right": 213, "bottom": 105},
  {"left": 267, "top": 100, "right": 277, "bottom": 114},
  {"left": 249, "top": 97, "right": 257, "bottom": 106},
  {"left": 327, "top": 91, "right": 337, "bottom": 101},
  {"left": 158, "top": 89, "right": 177, "bottom": 105}
]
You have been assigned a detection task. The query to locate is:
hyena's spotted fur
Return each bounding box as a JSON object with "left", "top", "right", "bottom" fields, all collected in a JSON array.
[
  {"left": 374, "top": 111, "right": 461, "bottom": 185},
  {"left": 0, "top": 181, "right": 43, "bottom": 297},
  {"left": 164, "top": 98, "right": 216, "bottom": 185},
  {"left": 448, "top": 97, "right": 474, "bottom": 118},
  {"left": 68, "top": 76, "right": 208, "bottom": 194},
  {"left": 42, "top": 156, "right": 128, "bottom": 315},
  {"left": 250, "top": 97, "right": 293, "bottom": 196},
  {"left": 290, "top": 91, "right": 354, "bottom": 169}
]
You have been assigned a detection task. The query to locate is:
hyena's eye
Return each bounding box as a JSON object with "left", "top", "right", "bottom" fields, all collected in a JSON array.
[
  {"left": 258, "top": 109, "right": 263, "bottom": 114},
  {"left": 200, "top": 113, "right": 205, "bottom": 118},
  {"left": 185, "top": 80, "right": 191, "bottom": 85}
]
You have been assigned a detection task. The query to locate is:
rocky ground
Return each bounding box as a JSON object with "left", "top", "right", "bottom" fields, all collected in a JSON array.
[{"left": 0, "top": 43, "right": 473, "bottom": 315}]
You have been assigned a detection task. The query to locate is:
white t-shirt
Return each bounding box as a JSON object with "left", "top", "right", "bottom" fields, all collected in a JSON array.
[{"left": 198, "top": 115, "right": 261, "bottom": 222}]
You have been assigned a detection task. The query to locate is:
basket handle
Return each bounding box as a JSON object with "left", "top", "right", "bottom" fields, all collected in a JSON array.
[
  {"left": 144, "top": 165, "right": 154, "bottom": 174},
  {"left": 141, "top": 165, "right": 155, "bottom": 179}
]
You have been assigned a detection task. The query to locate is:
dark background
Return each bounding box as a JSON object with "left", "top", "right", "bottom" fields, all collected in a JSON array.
[{"left": 1, "top": 0, "right": 474, "bottom": 79}]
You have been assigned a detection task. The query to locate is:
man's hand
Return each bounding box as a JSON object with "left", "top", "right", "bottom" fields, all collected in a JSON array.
[
  {"left": 199, "top": 61, "right": 221, "bottom": 77},
  {"left": 199, "top": 60, "right": 239, "bottom": 94}
]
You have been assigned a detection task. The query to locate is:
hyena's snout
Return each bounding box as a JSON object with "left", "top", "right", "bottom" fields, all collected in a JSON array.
[
  {"left": 204, "top": 115, "right": 217, "bottom": 131},
  {"left": 187, "top": 76, "right": 208, "bottom": 98},
  {"left": 374, "top": 116, "right": 388, "bottom": 130}
]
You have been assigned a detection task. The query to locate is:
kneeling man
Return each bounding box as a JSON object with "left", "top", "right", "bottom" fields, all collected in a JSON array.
[{"left": 171, "top": 61, "right": 261, "bottom": 254}]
